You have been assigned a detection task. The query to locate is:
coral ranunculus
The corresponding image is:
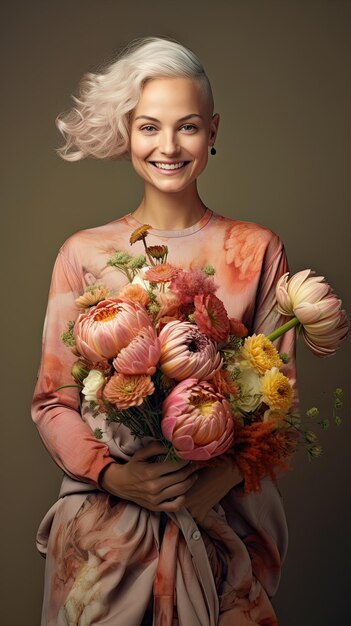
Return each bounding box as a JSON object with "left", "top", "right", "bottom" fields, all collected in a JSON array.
[
  {"left": 161, "top": 379, "right": 235, "bottom": 460},
  {"left": 159, "top": 320, "right": 222, "bottom": 381},
  {"left": 113, "top": 326, "right": 161, "bottom": 376},
  {"left": 276, "top": 270, "right": 349, "bottom": 356},
  {"left": 74, "top": 298, "right": 151, "bottom": 362},
  {"left": 143, "top": 263, "right": 178, "bottom": 283}
]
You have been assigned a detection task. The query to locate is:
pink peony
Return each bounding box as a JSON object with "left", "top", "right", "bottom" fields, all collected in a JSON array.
[
  {"left": 168, "top": 269, "right": 217, "bottom": 304},
  {"left": 162, "top": 378, "right": 235, "bottom": 460},
  {"left": 276, "top": 270, "right": 349, "bottom": 356},
  {"left": 103, "top": 372, "right": 154, "bottom": 409},
  {"left": 74, "top": 298, "right": 151, "bottom": 362},
  {"left": 159, "top": 320, "right": 222, "bottom": 381},
  {"left": 193, "top": 293, "right": 230, "bottom": 342},
  {"left": 113, "top": 326, "right": 161, "bottom": 376}
]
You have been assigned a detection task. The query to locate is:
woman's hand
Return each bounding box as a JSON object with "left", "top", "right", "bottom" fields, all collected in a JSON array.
[
  {"left": 183, "top": 455, "right": 243, "bottom": 525},
  {"left": 100, "top": 441, "right": 199, "bottom": 513}
]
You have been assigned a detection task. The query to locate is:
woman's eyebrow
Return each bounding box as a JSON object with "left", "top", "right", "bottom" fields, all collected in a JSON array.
[{"left": 134, "top": 113, "right": 203, "bottom": 122}]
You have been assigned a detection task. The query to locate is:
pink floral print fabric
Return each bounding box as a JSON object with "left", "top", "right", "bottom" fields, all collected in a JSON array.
[{"left": 32, "top": 209, "right": 296, "bottom": 625}]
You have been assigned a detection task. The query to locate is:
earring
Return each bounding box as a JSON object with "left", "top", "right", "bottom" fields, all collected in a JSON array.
[{"left": 210, "top": 146, "right": 217, "bottom": 155}]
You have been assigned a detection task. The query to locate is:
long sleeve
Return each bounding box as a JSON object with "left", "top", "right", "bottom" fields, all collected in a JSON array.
[
  {"left": 251, "top": 235, "right": 297, "bottom": 398},
  {"left": 31, "top": 246, "right": 116, "bottom": 489},
  {"left": 220, "top": 235, "right": 296, "bottom": 598}
]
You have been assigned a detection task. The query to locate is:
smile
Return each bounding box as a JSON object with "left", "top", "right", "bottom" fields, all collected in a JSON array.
[{"left": 151, "top": 161, "right": 189, "bottom": 170}]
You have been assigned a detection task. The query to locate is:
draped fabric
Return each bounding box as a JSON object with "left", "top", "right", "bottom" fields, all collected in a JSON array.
[{"left": 33, "top": 209, "right": 295, "bottom": 624}]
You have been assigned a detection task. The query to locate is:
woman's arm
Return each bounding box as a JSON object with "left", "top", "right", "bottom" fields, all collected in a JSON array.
[
  {"left": 100, "top": 440, "right": 200, "bottom": 513},
  {"left": 32, "top": 245, "right": 199, "bottom": 503},
  {"left": 32, "top": 246, "right": 117, "bottom": 488}
]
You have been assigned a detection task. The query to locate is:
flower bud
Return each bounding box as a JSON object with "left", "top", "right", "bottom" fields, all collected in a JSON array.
[
  {"left": 305, "top": 430, "right": 317, "bottom": 443},
  {"left": 306, "top": 407, "right": 319, "bottom": 418},
  {"left": 309, "top": 445, "right": 323, "bottom": 458},
  {"left": 71, "top": 360, "right": 90, "bottom": 384}
]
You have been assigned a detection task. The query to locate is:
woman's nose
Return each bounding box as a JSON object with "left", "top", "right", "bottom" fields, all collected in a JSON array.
[{"left": 159, "top": 131, "right": 180, "bottom": 155}]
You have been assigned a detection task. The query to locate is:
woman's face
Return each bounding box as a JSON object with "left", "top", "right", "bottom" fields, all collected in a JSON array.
[{"left": 130, "top": 77, "right": 219, "bottom": 194}]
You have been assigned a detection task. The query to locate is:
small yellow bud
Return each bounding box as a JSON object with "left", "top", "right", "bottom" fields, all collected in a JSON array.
[
  {"left": 309, "top": 445, "right": 323, "bottom": 458},
  {"left": 305, "top": 431, "right": 317, "bottom": 443}
]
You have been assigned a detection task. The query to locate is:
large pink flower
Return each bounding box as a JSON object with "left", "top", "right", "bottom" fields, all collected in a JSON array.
[
  {"left": 74, "top": 298, "right": 151, "bottom": 362},
  {"left": 113, "top": 326, "right": 161, "bottom": 376},
  {"left": 159, "top": 320, "right": 222, "bottom": 381},
  {"left": 162, "top": 379, "right": 234, "bottom": 460},
  {"left": 276, "top": 270, "right": 349, "bottom": 356}
]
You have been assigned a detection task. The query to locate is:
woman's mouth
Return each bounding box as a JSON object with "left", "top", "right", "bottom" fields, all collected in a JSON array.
[{"left": 149, "top": 161, "right": 190, "bottom": 174}]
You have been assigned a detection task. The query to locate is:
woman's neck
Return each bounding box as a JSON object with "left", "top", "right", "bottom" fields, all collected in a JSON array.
[{"left": 131, "top": 183, "right": 208, "bottom": 230}]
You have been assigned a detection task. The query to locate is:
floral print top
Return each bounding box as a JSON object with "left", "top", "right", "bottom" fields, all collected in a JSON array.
[{"left": 32, "top": 208, "right": 296, "bottom": 489}]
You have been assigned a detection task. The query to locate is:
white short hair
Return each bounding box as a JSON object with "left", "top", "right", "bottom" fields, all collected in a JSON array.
[{"left": 56, "top": 37, "right": 214, "bottom": 161}]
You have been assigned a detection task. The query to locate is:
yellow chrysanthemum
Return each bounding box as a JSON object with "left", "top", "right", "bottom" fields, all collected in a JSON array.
[
  {"left": 260, "top": 368, "right": 293, "bottom": 412},
  {"left": 130, "top": 224, "right": 151, "bottom": 244},
  {"left": 240, "top": 334, "right": 283, "bottom": 374}
]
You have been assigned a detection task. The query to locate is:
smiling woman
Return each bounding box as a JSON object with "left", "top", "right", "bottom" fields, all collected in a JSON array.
[
  {"left": 129, "top": 77, "right": 219, "bottom": 223},
  {"left": 32, "top": 36, "right": 295, "bottom": 625}
]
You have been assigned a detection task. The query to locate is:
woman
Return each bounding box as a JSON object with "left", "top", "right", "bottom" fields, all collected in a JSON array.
[{"left": 32, "top": 37, "right": 295, "bottom": 625}]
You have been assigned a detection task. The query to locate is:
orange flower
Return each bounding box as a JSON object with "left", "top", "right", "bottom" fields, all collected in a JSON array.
[
  {"left": 129, "top": 224, "right": 151, "bottom": 245},
  {"left": 229, "top": 317, "right": 248, "bottom": 338},
  {"left": 148, "top": 245, "right": 168, "bottom": 260},
  {"left": 119, "top": 284, "right": 150, "bottom": 307},
  {"left": 212, "top": 368, "right": 239, "bottom": 397},
  {"left": 103, "top": 372, "right": 154, "bottom": 409},
  {"left": 144, "top": 263, "right": 178, "bottom": 283}
]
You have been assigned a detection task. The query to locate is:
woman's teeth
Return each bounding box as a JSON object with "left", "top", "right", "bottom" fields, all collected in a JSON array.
[{"left": 153, "top": 162, "right": 186, "bottom": 170}]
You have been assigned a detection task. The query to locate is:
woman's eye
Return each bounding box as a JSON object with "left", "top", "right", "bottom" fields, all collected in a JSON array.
[
  {"left": 141, "top": 125, "right": 157, "bottom": 133},
  {"left": 181, "top": 124, "right": 197, "bottom": 132}
]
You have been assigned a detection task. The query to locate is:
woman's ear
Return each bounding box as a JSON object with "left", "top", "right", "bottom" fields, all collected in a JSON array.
[{"left": 209, "top": 113, "right": 220, "bottom": 145}]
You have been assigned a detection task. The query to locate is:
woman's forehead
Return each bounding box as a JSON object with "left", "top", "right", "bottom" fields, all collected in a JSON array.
[{"left": 133, "top": 77, "right": 210, "bottom": 119}]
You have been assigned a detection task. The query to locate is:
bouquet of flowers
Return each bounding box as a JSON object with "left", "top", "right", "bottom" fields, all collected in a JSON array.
[{"left": 60, "top": 225, "right": 348, "bottom": 493}]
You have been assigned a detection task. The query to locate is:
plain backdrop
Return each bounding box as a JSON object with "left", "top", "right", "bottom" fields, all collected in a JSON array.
[{"left": 1, "top": 1, "right": 350, "bottom": 624}]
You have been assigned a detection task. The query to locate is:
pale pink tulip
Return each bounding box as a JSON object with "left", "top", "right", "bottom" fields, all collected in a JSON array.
[
  {"left": 276, "top": 270, "right": 348, "bottom": 356},
  {"left": 113, "top": 326, "right": 161, "bottom": 375},
  {"left": 74, "top": 298, "right": 151, "bottom": 362},
  {"left": 159, "top": 320, "right": 222, "bottom": 381},
  {"left": 162, "top": 378, "right": 234, "bottom": 460}
]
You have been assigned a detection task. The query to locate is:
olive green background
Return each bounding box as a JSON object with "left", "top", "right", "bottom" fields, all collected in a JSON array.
[{"left": 2, "top": 1, "right": 350, "bottom": 624}]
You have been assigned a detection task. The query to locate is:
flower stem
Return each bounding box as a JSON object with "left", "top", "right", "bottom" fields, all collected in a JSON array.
[
  {"left": 56, "top": 384, "right": 83, "bottom": 391},
  {"left": 267, "top": 317, "right": 300, "bottom": 342}
]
